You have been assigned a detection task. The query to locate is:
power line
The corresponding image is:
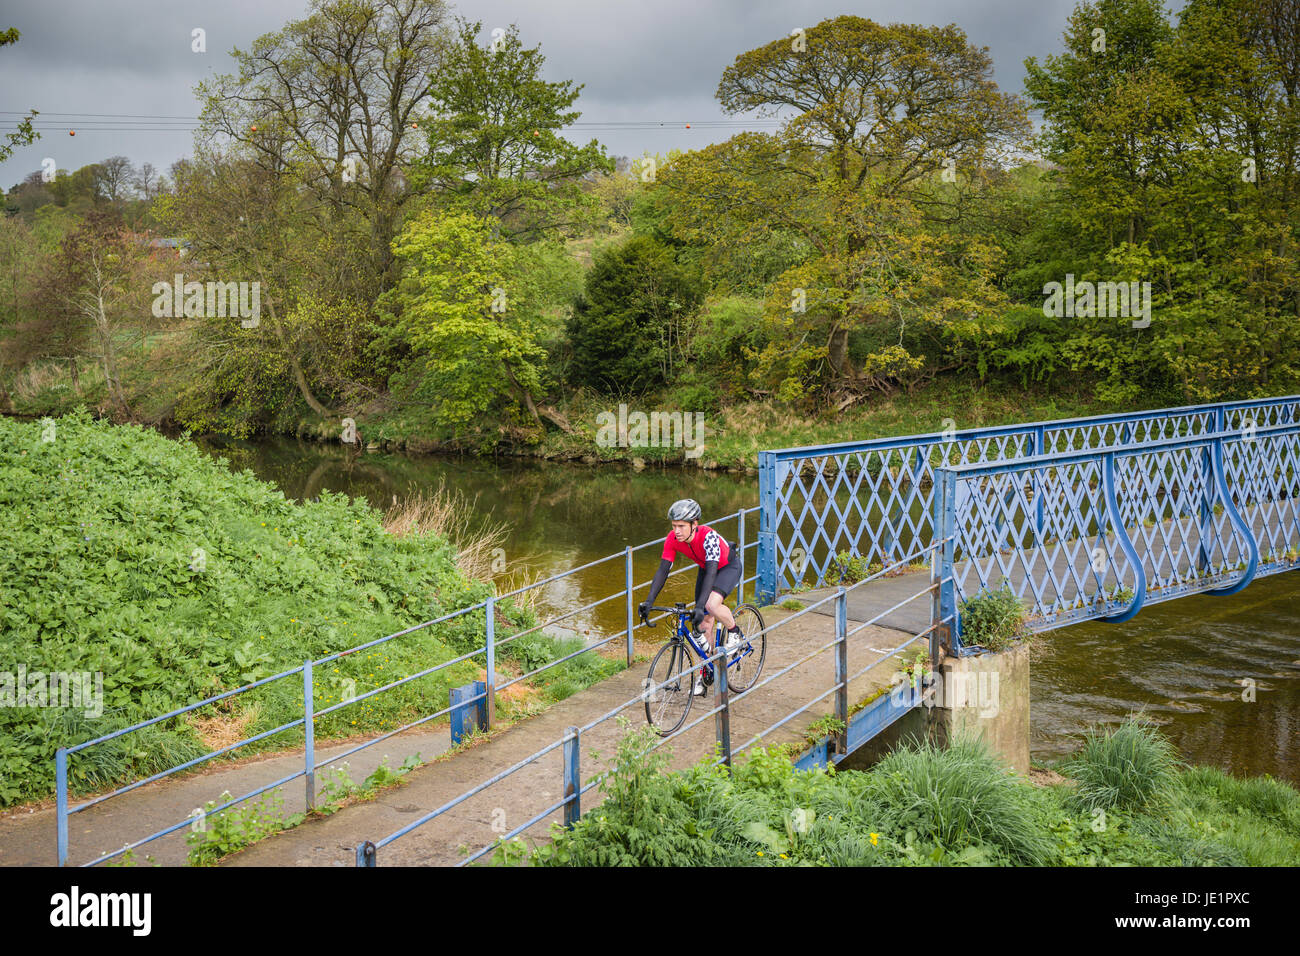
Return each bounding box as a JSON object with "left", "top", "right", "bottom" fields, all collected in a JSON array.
[{"left": 4, "top": 109, "right": 787, "bottom": 134}]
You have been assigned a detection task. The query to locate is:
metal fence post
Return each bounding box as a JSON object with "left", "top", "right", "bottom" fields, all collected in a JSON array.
[
  {"left": 563, "top": 726, "right": 580, "bottom": 829},
  {"left": 737, "top": 510, "right": 746, "bottom": 607},
  {"left": 485, "top": 596, "right": 496, "bottom": 727},
  {"left": 1032, "top": 425, "right": 1046, "bottom": 536},
  {"left": 757, "top": 452, "right": 777, "bottom": 605},
  {"left": 56, "top": 749, "right": 68, "bottom": 866},
  {"left": 625, "top": 547, "right": 634, "bottom": 667},
  {"left": 834, "top": 587, "right": 848, "bottom": 755},
  {"left": 303, "top": 660, "right": 315, "bottom": 812},
  {"left": 713, "top": 637, "right": 732, "bottom": 769},
  {"left": 934, "top": 468, "right": 960, "bottom": 654},
  {"left": 1199, "top": 442, "right": 1214, "bottom": 574}
]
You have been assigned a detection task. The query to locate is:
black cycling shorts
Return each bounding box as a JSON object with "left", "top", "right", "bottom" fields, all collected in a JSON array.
[{"left": 695, "top": 549, "right": 742, "bottom": 607}]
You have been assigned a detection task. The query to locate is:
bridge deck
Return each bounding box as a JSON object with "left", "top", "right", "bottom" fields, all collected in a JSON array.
[
  {"left": 224, "top": 607, "right": 915, "bottom": 866},
  {"left": 0, "top": 607, "right": 917, "bottom": 867}
]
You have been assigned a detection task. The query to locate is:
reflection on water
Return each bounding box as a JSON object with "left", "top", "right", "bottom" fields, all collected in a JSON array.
[
  {"left": 195, "top": 435, "right": 1300, "bottom": 784},
  {"left": 1032, "top": 573, "right": 1300, "bottom": 784}
]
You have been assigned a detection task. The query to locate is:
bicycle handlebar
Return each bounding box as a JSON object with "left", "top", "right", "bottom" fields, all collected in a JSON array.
[{"left": 639, "top": 603, "right": 688, "bottom": 627}]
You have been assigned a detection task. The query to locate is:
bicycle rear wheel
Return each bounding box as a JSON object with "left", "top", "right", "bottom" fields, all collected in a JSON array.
[
  {"left": 644, "top": 639, "right": 694, "bottom": 736},
  {"left": 724, "top": 604, "right": 766, "bottom": 692}
]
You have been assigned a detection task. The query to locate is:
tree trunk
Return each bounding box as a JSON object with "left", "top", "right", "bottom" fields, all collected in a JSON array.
[
  {"left": 828, "top": 325, "right": 854, "bottom": 379},
  {"left": 504, "top": 362, "right": 542, "bottom": 425},
  {"left": 257, "top": 272, "right": 336, "bottom": 418},
  {"left": 94, "top": 292, "right": 130, "bottom": 418}
]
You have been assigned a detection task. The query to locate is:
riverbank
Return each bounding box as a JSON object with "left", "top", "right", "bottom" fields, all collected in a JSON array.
[{"left": 4, "top": 349, "right": 1128, "bottom": 471}]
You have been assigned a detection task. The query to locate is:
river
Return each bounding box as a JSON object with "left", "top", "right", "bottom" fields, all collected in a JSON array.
[{"left": 195, "top": 434, "right": 1300, "bottom": 785}]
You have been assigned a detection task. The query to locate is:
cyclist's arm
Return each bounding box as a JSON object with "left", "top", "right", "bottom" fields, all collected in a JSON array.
[
  {"left": 696, "top": 560, "right": 719, "bottom": 608},
  {"left": 644, "top": 558, "right": 673, "bottom": 607},
  {"left": 695, "top": 529, "right": 723, "bottom": 606}
]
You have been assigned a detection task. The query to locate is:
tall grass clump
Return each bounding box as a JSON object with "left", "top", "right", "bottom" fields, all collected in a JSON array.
[
  {"left": 864, "top": 734, "right": 1054, "bottom": 865},
  {"left": 1062, "top": 716, "right": 1182, "bottom": 813},
  {"left": 383, "top": 483, "right": 507, "bottom": 582}
]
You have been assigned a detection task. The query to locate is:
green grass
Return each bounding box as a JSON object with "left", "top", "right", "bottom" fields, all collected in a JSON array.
[
  {"left": 7, "top": 351, "right": 1122, "bottom": 470},
  {"left": 527, "top": 380, "right": 1116, "bottom": 469},
  {"left": 486, "top": 717, "right": 1300, "bottom": 867}
]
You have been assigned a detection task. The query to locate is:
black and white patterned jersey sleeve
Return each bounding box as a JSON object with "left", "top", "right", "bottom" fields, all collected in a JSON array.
[{"left": 703, "top": 529, "right": 722, "bottom": 562}]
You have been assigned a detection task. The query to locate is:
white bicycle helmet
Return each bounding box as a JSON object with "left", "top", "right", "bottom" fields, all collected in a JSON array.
[{"left": 667, "top": 498, "right": 702, "bottom": 521}]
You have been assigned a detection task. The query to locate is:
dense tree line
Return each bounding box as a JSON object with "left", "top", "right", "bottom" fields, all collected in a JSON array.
[{"left": 2, "top": 0, "right": 1297, "bottom": 444}]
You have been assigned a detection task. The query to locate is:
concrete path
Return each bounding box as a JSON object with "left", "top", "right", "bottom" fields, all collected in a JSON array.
[
  {"left": 0, "top": 721, "right": 458, "bottom": 867},
  {"left": 0, "top": 605, "right": 919, "bottom": 868}
]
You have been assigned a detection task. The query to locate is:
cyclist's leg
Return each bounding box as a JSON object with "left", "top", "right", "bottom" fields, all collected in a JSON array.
[
  {"left": 703, "top": 590, "right": 735, "bottom": 630},
  {"left": 693, "top": 569, "right": 714, "bottom": 650},
  {"left": 704, "top": 560, "right": 742, "bottom": 631}
]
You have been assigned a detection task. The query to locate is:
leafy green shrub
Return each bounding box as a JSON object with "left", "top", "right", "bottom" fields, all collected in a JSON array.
[
  {"left": 521, "top": 718, "right": 718, "bottom": 866},
  {"left": 185, "top": 788, "right": 302, "bottom": 866},
  {"left": 1062, "top": 717, "right": 1182, "bottom": 814},
  {"left": 0, "top": 412, "right": 494, "bottom": 805},
  {"left": 959, "top": 584, "right": 1030, "bottom": 650},
  {"left": 833, "top": 551, "right": 873, "bottom": 584},
  {"left": 488, "top": 721, "right": 1296, "bottom": 868}
]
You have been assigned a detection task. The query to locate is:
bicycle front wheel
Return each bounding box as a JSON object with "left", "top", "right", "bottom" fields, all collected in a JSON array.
[
  {"left": 644, "top": 639, "right": 694, "bottom": 736},
  {"left": 725, "top": 604, "right": 766, "bottom": 693}
]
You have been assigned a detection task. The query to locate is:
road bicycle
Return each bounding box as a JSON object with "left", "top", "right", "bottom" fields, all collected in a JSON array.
[{"left": 638, "top": 601, "right": 766, "bottom": 736}]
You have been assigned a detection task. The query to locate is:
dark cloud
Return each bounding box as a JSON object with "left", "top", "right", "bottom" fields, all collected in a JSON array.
[{"left": 1, "top": 0, "right": 1079, "bottom": 188}]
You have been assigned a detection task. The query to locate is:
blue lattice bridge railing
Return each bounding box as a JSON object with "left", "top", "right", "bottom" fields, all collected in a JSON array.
[{"left": 756, "top": 395, "right": 1300, "bottom": 653}]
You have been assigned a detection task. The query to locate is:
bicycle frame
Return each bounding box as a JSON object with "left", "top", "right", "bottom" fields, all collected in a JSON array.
[{"left": 661, "top": 606, "right": 753, "bottom": 679}]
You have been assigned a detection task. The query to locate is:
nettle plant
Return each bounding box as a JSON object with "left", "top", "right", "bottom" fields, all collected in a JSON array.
[{"left": 958, "top": 584, "right": 1031, "bottom": 651}]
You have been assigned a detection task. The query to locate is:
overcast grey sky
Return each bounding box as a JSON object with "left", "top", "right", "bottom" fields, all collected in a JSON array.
[{"left": 0, "top": 0, "right": 1084, "bottom": 191}]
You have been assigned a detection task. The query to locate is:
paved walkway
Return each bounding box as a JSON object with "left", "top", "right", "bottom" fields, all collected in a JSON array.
[{"left": 0, "top": 603, "right": 920, "bottom": 868}]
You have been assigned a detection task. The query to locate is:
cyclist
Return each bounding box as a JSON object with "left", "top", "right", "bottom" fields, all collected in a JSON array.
[{"left": 638, "top": 498, "right": 745, "bottom": 696}]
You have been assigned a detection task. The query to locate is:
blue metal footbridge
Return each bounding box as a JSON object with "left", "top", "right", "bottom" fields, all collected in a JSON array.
[{"left": 52, "top": 394, "right": 1300, "bottom": 865}]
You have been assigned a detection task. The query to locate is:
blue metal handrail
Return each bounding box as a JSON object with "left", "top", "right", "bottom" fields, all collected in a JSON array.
[
  {"left": 757, "top": 394, "right": 1299, "bottom": 603},
  {"left": 933, "top": 423, "right": 1297, "bottom": 652},
  {"left": 357, "top": 539, "right": 951, "bottom": 866},
  {"left": 55, "top": 505, "right": 760, "bottom": 866}
]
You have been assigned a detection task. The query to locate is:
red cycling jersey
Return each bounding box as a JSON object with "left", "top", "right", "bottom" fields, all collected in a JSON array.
[{"left": 662, "top": 524, "right": 730, "bottom": 568}]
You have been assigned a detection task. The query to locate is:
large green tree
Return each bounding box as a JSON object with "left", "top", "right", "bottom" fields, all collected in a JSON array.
[
  {"left": 1025, "top": 0, "right": 1300, "bottom": 402},
  {"left": 566, "top": 235, "right": 704, "bottom": 395},
  {"left": 414, "top": 19, "right": 613, "bottom": 242},
  {"left": 196, "top": 0, "right": 451, "bottom": 299},
  {"left": 377, "top": 210, "right": 577, "bottom": 436},
  {"left": 659, "top": 16, "right": 1030, "bottom": 406}
]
